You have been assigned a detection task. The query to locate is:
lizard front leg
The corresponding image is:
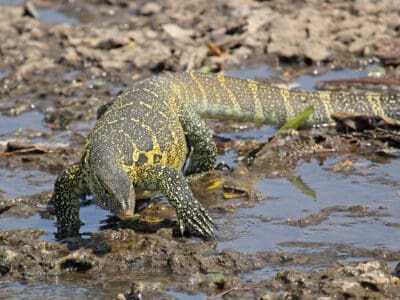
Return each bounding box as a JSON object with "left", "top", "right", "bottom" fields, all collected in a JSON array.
[
  {"left": 53, "top": 164, "right": 87, "bottom": 237},
  {"left": 139, "top": 164, "right": 215, "bottom": 237}
]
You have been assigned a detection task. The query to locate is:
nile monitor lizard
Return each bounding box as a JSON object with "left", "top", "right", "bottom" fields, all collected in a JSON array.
[{"left": 53, "top": 71, "right": 400, "bottom": 238}]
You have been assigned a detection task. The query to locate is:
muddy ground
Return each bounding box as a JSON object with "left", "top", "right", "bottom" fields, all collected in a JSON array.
[{"left": 1, "top": 0, "right": 400, "bottom": 299}]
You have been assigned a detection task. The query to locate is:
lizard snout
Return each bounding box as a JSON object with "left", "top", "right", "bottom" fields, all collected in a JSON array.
[{"left": 118, "top": 209, "right": 135, "bottom": 219}]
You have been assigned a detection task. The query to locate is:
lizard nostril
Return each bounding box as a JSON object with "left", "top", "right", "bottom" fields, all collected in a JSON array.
[{"left": 122, "top": 197, "right": 131, "bottom": 211}]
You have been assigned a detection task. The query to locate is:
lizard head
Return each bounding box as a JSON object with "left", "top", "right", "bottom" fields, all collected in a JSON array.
[{"left": 92, "top": 166, "right": 135, "bottom": 220}]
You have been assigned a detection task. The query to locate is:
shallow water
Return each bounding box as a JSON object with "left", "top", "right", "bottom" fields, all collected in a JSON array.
[
  {"left": 1, "top": 281, "right": 101, "bottom": 300},
  {"left": 0, "top": 111, "right": 47, "bottom": 135},
  {"left": 0, "top": 167, "right": 54, "bottom": 200},
  {"left": 1, "top": 64, "right": 399, "bottom": 298},
  {"left": 0, "top": 1, "right": 78, "bottom": 24},
  {"left": 218, "top": 157, "right": 400, "bottom": 252},
  {"left": 226, "top": 63, "right": 375, "bottom": 90},
  {"left": 38, "top": 7, "right": 78, "bottom": 25},
  {"left": 0, "top": 71, "right": 8, "bottom": 80},
  {"left": 0, "top": 0, "right": 24, "bottom": 4}
]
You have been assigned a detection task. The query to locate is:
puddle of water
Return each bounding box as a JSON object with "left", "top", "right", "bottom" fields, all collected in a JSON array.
[
  {"left": 1, "top": 281, "right": 114, "bottom": 300},
  {"left": 296, "top": 65, "right": 375, "bottom": 91},
  {"left": 0, "top": 0, "right": 24, "bottom": 4},
  {"left": 38, "top": 7, "right": 79, "bottom": 25},
  {"left": 0, "top": 273, "right": 203, "bottom": 300},
  {"left": 0, "top": 195, "right": 111, "bottom": 242},
  {"left": 242, "top": 263, "right": 326, "bottom": 283},
  {"left": 218, "top": 156, "right": 400, "bottom": 253},
  {"left": 0, "top": 70, "right": 8, "bottom": 80},
  {"left": 0, "top": 111, "right": 47, "bottom": 135},
  {"left": 226, "top": 64, "right": 274, "bottom": 80},
  {"left": 0, "top": 110, "right": 72, "bottom": 145},
  {"left": 214, "top": 124, "right": 275, "bottom": 166},
  {"left": 0, "top": 213, "right": 55, "bottom": 240},
  {"left": 166, "top": 290, "right": 207, "bottom": 300},
  {"left": 79, "top": 204, "right": 114, "bottom": 235},
  {"left": 0, "top": 167, "right": 54, "bottom": 200},
  {"left": 0, "top": 1, "right": 78, "bottom": 24}
]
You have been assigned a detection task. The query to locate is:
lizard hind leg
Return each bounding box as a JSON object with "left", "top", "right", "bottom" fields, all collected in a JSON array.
[
  {"left": 139, "top": 164, "right": 215, "bottom": 237},
  {"left": 180, "top": 110, "right": 217, "bottom": 176}
]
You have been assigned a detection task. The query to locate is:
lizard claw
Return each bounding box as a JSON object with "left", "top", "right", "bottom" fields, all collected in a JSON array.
[
  {"left": 177, "top": 202, "right": 216, "bottom": 238},
  {"left": 178, "top": 219, "right": 186, "bottom": 236}
]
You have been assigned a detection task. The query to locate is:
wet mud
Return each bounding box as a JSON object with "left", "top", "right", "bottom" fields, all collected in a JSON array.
[{"left": 1, "top": 0, "right": 400, "bottom": 299}]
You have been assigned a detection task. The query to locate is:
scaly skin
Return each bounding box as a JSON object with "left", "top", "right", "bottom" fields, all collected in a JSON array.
[{"left": 53, "top": 72, "right": 400, "bottom": 238}]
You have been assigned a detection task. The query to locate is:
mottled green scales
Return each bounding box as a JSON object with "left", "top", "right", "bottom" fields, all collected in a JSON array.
[{"left": 53, "top": 72, "right": 400, "bottom": 237}]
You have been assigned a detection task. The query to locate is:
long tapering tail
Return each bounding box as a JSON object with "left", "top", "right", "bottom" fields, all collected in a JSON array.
[{"left": 169, "top": 72, "right": 400, "bottom": 126}]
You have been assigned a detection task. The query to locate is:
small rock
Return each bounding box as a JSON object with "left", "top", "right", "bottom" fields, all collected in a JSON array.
[
  {"left": 56, "top": 249, "right": 98, "bottom": 272},
  {"left": 162, "top": 24, "right": 194, "bottom": 41},
  {"left": 23, "top": 1, "right": 39, "bottom": 19},
  {"left": 374, "top": 38, "right": 400, "bottom": 65},
  {"left": 15, "top": 58, "right": 56, "bottom": 78},
  {"left": 246, "top": 7, "right": 274, "bottom": 33},
  {"left": 115, "top": 293, "right": 126, "bottom": 300},
  {"left": 139, "top": 2, "right": 162, "bottom": 16},
  {"left": 395, "top": 262, "right": 400, "bottom": 277},
  {"left": 96, "top": 36, "right": 130, "bottom": 50},
  {"left": 304, "top": 42, "right": 330, "bottom": 61},
  {"left": 321, "top": 260, "right": 399, "bottom": 298},
  {"left": 0, "top": 248, "right": 19, "bottom": 275},
  {"left": 104, "top": 0, "right": 129, "bottom": 7},
  {"left": 60, "top": 47, "right": 82, "bottom": 66},
  {"left": 276, "top": 269, "right": 308, "bottom": 287}
]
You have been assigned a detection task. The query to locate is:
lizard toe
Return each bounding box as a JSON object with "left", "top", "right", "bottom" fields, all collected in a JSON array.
[{"left": 188, "top": 208, "right": 215, "bottom": 238}]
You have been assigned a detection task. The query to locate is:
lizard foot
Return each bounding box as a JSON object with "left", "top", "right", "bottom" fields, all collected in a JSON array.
[{"left": 176, "top": 202, "right": 216, "bottom": 238}]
